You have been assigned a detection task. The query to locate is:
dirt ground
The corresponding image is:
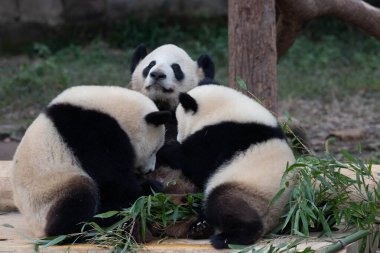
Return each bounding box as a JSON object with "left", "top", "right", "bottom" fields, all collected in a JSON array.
[
  {"left": 279, "top": 92, "right": 380, "bottom": 161},
  {"left": 0, "top": 92, "right": 379, "bottom": 162}
]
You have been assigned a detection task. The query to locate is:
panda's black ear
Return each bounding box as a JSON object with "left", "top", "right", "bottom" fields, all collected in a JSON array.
[
  {"left": 197, "top": 54, "right": 215, "bottom": 79},
  {"left": 130, "top": 44, "right": 148, "bottom": 74},
  {"left": 179, "top": 93, "right": 198, "bottom": 113},
  {"left": 145, "top": 111, "right": 171, "bottom": 126}
]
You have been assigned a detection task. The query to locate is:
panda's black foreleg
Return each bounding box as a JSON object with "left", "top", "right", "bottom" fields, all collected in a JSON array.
[
  {"left": 93, "top": 178, "right": 161, "bottom": 228},
  {"left": 141, "top": 179, "right": 164, "bottom": 195},
  {"left": 156, "top": 143, "right": 183, "bottom": 170}
]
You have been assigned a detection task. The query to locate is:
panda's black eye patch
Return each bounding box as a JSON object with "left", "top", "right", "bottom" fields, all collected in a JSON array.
[
  {"left": 142, "top": 61, "right": 156, "bottom": 78},
  {"left": 171, "top": 64, "right": 184, "bottom": 81}
]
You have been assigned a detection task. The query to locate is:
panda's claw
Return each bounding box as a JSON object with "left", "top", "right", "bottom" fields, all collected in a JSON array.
[{"left": 187, "top": 219, "right": 214, "bottom": 239}]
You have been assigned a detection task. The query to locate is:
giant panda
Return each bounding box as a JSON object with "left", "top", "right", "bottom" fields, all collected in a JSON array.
[
  {"left": 159, "top": 85, "right": 296, "bottom": 248},
  {"left": 11, "top": 86, "right": 170, "bottom": 237},
  {"left": 129, "top": 44, "right": 216, "bottom": 195},
  {"left": 130, "top": 44, "right": 215, "bottom": 113}
]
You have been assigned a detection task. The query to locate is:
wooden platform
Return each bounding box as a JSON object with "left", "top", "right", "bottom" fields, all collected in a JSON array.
[
  {"left": 1, "top": 161, "right": 380, "bottom": 252},
  {"left": 0, "top": 211, "right": 224, "bottom": 253},
  {"left": 2, "top": 211, "right": 379, "bottom": 253}
]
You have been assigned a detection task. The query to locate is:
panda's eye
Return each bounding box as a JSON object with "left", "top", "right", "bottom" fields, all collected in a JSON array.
[
  {"left": 171, "top": 64, "right": 184, "bottom": 81},
  {"left": 142, "top": 61, "right": 156, "bottom": 78}
]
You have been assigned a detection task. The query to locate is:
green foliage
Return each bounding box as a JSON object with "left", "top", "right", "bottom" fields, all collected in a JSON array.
[
  {"left": 236, "top": 76, "right": 248, "bottom": 90},
  {"left": 0, "top": 41, "right": 130, "bottom": 112},
  {"left": 278, "top": 18, "right": 380, "bottom": 99},
  {"left": 33, "top": 43, "right": 52, "bottom": 58},
  {"left": 274, "top": 152, "right": 380, "bottom": 237},
  {"left": 2, "top": 18, "right": 380, "bottom": 123},
  {"left": 0, "top": 58, "right": 68, "bottom": 110},
  {"left": 32, "top": 192, "right": 203, "bottom": 252}
]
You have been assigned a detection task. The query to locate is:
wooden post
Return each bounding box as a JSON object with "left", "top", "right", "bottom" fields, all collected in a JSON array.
[{"left": 228, "top": 0, "right": 278, "bottom": 113}]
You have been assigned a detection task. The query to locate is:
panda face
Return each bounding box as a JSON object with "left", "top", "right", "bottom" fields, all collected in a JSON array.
[
  {"left": 130, "top": 44, "right": 215, "bottom": 111},
  {"left": 176, "top": 85, "right": 279, "bottom": 143},
  {"left": 141, "top": 59, "right": 186, "bottom": 93},
  {"left": 131, "top": 45, "right": 199, "bottom": 110}
]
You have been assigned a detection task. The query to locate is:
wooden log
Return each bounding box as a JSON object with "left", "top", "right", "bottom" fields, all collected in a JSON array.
[
  {"left": 0, "top": 212, "right": 224, "bottom": 253},
  {"left": 0, "top": 160, "right": 17, "bottom": 212},
  {"left": 0, "top": 211, "right": 378, "bottom": 252}
]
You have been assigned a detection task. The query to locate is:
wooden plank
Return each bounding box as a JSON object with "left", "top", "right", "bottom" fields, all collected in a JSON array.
[
  {"left": 1, "top": 211, "right": 377, "bottom": 253},
  {"left": 1, "top": 161, "right": 380, "bottom": 252},
  {"left": 0, "top": 160, "right": 16, "bottom": 211},
  {"left": 0, "top": 212, "right": 225, "bottom": 253}
]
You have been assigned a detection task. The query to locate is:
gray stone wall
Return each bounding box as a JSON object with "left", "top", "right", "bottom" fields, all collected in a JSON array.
[{"left": 0, "top": 0, "right": 227, "bottom": 25}]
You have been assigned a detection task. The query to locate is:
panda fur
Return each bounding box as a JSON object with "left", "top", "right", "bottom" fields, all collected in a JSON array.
[
  {"left": 129, "top": 44, "right": 215, "bottom": 144},
  {"left": 160, "top": 85, "right": 296, "bottom": 248},
  {"left": 11, "top": 86, "right": 170, "bottom": 237},
  {"left": 129, "top": 44, "right": 216, "bottom": 196},
  {"left": 130, "top": 44, "right": 215, "bottom": 112}
]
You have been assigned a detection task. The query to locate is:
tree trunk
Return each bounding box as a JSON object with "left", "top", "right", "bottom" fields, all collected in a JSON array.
[{"left": 228, "top": 0, "right": 278, "bottom": 113}]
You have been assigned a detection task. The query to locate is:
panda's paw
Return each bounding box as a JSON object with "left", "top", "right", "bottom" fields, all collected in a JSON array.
[
  {"left": 188, "top": 219, "right": 214, "bottom": 239},
  {"left": 210, "top": 233, "right": 229, "bottom": 249},
  {"left": 141, "top": 179, "right": 163, "bottom": 195}
]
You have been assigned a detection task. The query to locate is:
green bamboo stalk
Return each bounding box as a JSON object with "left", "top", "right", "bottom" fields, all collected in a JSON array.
[{"left": 319, "top": 230, "right": 370, "bottom": 253}]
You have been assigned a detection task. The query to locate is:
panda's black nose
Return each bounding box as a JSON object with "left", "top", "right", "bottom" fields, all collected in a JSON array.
[{"left": 150, "top": 71, "right": 167, "bottom": 80}]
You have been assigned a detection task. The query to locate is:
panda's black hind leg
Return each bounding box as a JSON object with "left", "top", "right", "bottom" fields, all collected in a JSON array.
[
  {"left": 210, "top": 228, "right": 263, "bottom": 249},
  {"left": 205, "top": 183, "right": 265, "bottom": 249},
  {"left": 45, "top": 176, "right": 99, "bottom": 236}
]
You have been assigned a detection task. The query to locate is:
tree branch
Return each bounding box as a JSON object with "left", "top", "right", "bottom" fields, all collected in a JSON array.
[
  {"left": 276, "top": 0, "right": 380, "bottom": 58},
  {"left": 327, "top": 0, "right": 380, "bottom": 40}
]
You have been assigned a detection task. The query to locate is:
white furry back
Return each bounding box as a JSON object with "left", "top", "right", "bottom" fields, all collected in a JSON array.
[{"left": 205, "top": 139, "right": 295, "bottom": 197}]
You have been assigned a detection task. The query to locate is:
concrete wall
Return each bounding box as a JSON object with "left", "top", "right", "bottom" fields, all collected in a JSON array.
[
  {"left": 0, "top": 0, "right": 227, "bottom": 26},
  {"left": 0, "top": 0, "right": 226, "bottom": 51}
]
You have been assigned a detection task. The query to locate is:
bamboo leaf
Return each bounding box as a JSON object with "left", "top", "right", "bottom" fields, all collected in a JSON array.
[
  {"left": 40, "top": 235, "right": 67, "bottom": 248},
  {"left": 94, "top": 210, "right": 119, "bottom": 219},
  {"left": 2, "top": 223, "right": 14, "bottom": 228},
  {"left": 315, "top": 174, "right": 336, "bottom": 194},
  {"left": 269, "top": 188, "right": 285, "bottom": 206},
  {"left": 282, "top": 204, "right": 297, "bottom": 230},
  {"left": 147, "top": 195, "right": 152, "bottom": 215},
  {"left": 300, "top": 211, "right": 309, "bottom": 236},
  {"left": 236, "top": 76, "right": 248, "bottom": 90},
  {"left": 228, "top": 244, "right": 248, "bottom": 249},
  {"left": 294, "top": 209, "right": 300, "bottom": 234}
]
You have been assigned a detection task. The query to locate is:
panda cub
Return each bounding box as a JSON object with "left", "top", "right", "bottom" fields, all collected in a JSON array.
[
  {"left": 160, "top": 85, "right": 295, "bottom": 248},
  {"left": 129, "top": 44, "right": 215, "bottom": 195},
  {"left": 130, "top": 43, "right": 215, "bottom": 143},
  {"left": 11, "top": 86, "right": 170, "bottom": 237}
]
